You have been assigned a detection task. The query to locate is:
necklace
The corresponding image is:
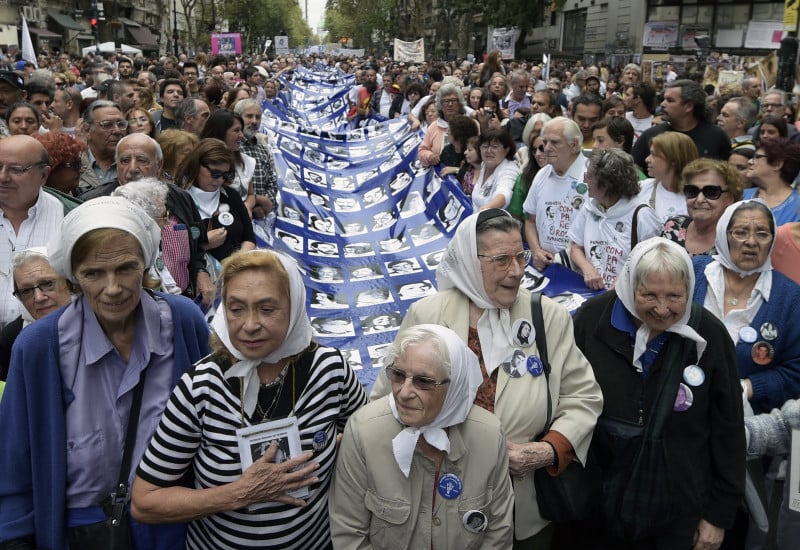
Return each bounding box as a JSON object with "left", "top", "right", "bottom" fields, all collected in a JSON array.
[
  {"left": 260, "top": 362, "right": 290, "bottom": 389},
  {"left": 724, "top": 270, "right": 754, "bottom": 307}
]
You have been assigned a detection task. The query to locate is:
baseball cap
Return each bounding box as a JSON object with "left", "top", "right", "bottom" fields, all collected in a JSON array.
[
  {"left": 585, "top": 74, "right": 600, "bottom": 84},
  {"left": 0, "top": 70, "right": 23, "bottom": 89},
  {"left": 254, "top": 66, "right": 269, "bottom": 78}
]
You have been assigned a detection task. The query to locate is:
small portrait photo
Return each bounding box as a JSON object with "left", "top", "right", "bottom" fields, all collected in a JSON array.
[
  {"left": 572, "top": 196, "right": 584, "bottom": 210},
  {"left": 331, "top": 176, "right": 355, "bottom": 191},
  {"left": 589, "top": 245, "right": 602, "bottom": 262},
  {"left": 397, "top": 280, "right": 436, "bottom": 301},
  {"left": 304, "top": 169, "right": 326, "bottom": 186},
  {"left": 308, "top": 214, "right": 335, "bottom": 235},
  {"left": 463, "top": 510, "right": 488, "bottom": 533},
  {"left": 520, "top": 269, "right": 544, "bottom": 290},
  {"left": 349, "top": 264, "right": 382, "bottom": 281},
  {"left": 409, "top": 222, "right": 443, "bottom": 245},
  {"left": 752, "top": 341, "right": 775, "bottom": 366},
  {"left": 424, "top": 250, "right": 445, "bottom": 269},
  {"left": 361, "top": 312, "right": 403, "bottom": 334},
  {"left": 343, "top": 348, "right": 363, "bottom": 370},
  {"left": 356, "top": 169, "right": 379, "bottom": 187},
  {"left": 438, "top": 194, "right": 464, "bottom": 229},
  {"left": 251, "top": 437, "right": 291, "bottom": 463},
  {"left": 545, "top": 205, "right": 557, "bottom": 220},
  {"left": 372, "top": 209, "right": 398, "bottom": 231},
  {"left": 389, "top": 172, "right": 414, "bottom": 193},
  {"left": 308, "top": 240, "right": 339, "bottom": 257},
  {"left": 350, "top": 146, "right": 371, "bottom": 158},
  {"left": 283, "top": 159, "right": 300, "bottom": 175},
  {"left": 379, "top": 236, "right": 409, "bottom": 253},
  {"left": 380, "top": 155, "right": 401, "bottom": 173},
  {"left": 280, "top": 204, "right": 304, "bottom": 226},
  {"left": 502, "top": 349, "right": 527, "bottom": 378},
  {"left": 424, "top": 175, "right": 442, "bottom": 199},
  {"left": 410, "top": 159, "right": 429, "bottom": 176},
  {"left": 327, "top": 159, "right": 349, "bottom": 170},
  {"left": 334, "top": 196, "right": 360, "bottom": 212},
  {"left": 363, "top": 185, "right": 388, "bottom": 206},
  {"left": 281, "top": 139, "right": 301, "bottom": 157},
  {"left": 310, "top": 265, "right": 344, "bottom": 283},
  {"left": 344, "top": 242, "right": 374, "bottom": 257},
  {"left": 400, "top": 191, "right": 426, "bottom": 218},
  {"left": 386, "top": 258, "right": 422, "bottom": 276},
  {"left": 341, "top": 220, "right": 367, "bottom": 235},
  {"left": 760, "top": 322, "right": 778, "bottom": 341},
  {"left": 282, "top": 173, "right": 304, "bottom": 194},
  {"left": 401, "top": 137, "right": 418, "bottom": 156},
  {"left": 514, "top": 320, "right": 533, "bottom": 347},
  {"left": 356, "top": 287, "right": 394, "bottom": 306},
  {"left": 277, "top": 230, "right": 303, "bottom": 252},
  {"left": 303, "top": 148, "right": 326, "bottom": 166},
  {"left": 310, "top": 290, "right": 348, "bottom": 309},
  {"left": 307, "top": 192, "right": 330, "bottom": 209},
  {"left": 311, "top": 316, "right": 356, "bottom": 337},
  {"left": 368, "top": 343, "right": 393, "bottom": 364}
]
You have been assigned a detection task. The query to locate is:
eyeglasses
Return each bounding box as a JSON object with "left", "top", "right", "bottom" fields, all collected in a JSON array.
[
  {"left": 752, "top": 152, "right": 768, "bottom": 161},
  {"left": 762, "top": 103, "right": 782, "bottom": 109},
  {"left": 202, "top": 165, "right": 234, "bottom": 181},
  {"left": 385, "top": 365, "right": 450, "bottom": 391},
  {"left": 127, "top": 117, "right": 149, "bottom": 126},
  {"left": 54, "top": 81, "right": 65, "bottom": 88},
  {"left": 683, "top": 184, "right": 729, "bottom": 200},
  {"left": 94, "top": 119, "right": 129, "bottom": 131},
  {"left": 480, "top": 143, "right": 504, "bottom": 151},
  {"left": 0, "top": 162, "right": 45, "bottom": 176},
  {"left": 13, "top": 279, "right": 58, "bottom": 300},
  {"left": 477, "top": 249, "right": 531, "bottom": 270},
  {"left": 62, "top": 159, "right": 83, "bottom": 172},
  {"left": 441, "top": 98, "right": 459, "bottom": 105},
  {"left": 728, "top": 228, "right": 773, "bottom": 243}
]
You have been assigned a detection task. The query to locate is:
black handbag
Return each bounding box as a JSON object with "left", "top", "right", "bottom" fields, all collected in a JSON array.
[
  {"left": 66, "top": 369, "right": 148, "bottom": 550},
  {"left": 530, "top": 292, "right": 600, "bottom": 522}
]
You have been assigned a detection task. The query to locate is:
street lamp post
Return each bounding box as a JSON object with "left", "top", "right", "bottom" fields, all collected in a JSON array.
[{"left": 172, "top": 0, "right": 178, "bottom": 55}]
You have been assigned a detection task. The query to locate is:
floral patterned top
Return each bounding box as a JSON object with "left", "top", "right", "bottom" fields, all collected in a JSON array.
[{"left": 661, "top": 215, "right": 717, "bottom": 257}]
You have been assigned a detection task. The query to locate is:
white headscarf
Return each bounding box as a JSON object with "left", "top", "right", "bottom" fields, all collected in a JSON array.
[
  {"left": 712, "top": 199, "right": 776, "bottom": 278},
  {"left": 387, "top": 324, "right": 483, "bottom": 477},
  {"left": 211, "top": 250, "right": 313, "bottom": 417},
  {"left": 436, "top": 209, "right": 516, "bottom": 375},
  {"left": 615, "top": 237, "right": 706, "bottom": 371},
  {"left": 48, "top": 196, "right": 161, "bottom": 283}
]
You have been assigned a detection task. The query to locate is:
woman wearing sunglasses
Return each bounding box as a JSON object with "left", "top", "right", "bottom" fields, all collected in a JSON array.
[
  {"left": 370, "top": 209, "right": 602, "bottom": 547},
  {"left": 176, "top": 138, "right": 255, "bottom": 264},
  {"left": 662, "top": 158, "right": 743, "bottom": 257},
  {"left": 331, "top": 324, "right": 514, "bottom": 549}
]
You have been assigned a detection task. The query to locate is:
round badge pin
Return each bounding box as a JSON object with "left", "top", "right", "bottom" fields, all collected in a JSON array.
[
  {"left": 673, "top": 382, "right": 694, "bottom": 412},
  {"left": 751, "top": 341, "right": 774, "bottom": 366},
  {"left": 437, "top": 473, "right": 462, "bottom": 500},
  {"left": 511, "top": 319, "right": 534, "bottom": 347},
  {"left": 312, "top": 430, "right": 326, "bottom": 452},
  {"left": 218, "top": 211, "right": 235, "bottom": 226},
  {"left": 155, "top": 256, "right": 164, "bottom": 271},
  {"left": 190, "top": 226, "right": 201, "bottom": 239},
  {"left": 462, "top": 510, "right": 488, "bottom": 533},
  {"left": 683, "top": 365, "right": 705, "bottom": 387},
  {"left": 575, "top": 182, "right": 588, "bottom": 194},
  {"left": 739, "top": 326, "right": 758, "bottom": 344},
  {"left": 760, "top": 322, "right": 778, "bottom": 341},
  {"left": 527, "top": 355, "right": 544, "bottom": 377}
]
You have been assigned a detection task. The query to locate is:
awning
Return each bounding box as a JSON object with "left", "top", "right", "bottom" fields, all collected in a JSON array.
[
  {"left": 127, "top": 26, "right": 158, "bottom": 48},
  {"left": 48, "top": 12, "right": 84, "bottom": 31},
  {"left": 118, "top": 17, "right": 141, "bottom": 28},
  {"left": 76, "top": 33, "right": 95, "bottom": 41},
  {"left": 29, "top": 27, "right": 62, "bottom": 39}
]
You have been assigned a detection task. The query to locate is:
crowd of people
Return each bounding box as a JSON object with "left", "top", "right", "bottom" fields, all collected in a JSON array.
[{"left": 0, "top": 46, "right": 799, "bottom": 549}]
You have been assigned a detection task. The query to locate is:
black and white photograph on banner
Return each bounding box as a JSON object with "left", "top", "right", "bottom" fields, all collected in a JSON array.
[
  {"left": 409, "top": 222, "right": 443, "bottom": 246},
  {"left": 379, "top": 236, "right": 410, "bottom": 253},
  {"left": 400, "top": 191, "right": 425, "bottom": 218},
  {"left": 361, "top": 312, "right": 403, "bottom": 335},
  {"left": 363, "top": 185, "right": 388, "bottom": 206},
  {"left": 349, "top": 264, "right": 383, "bottom": 281},
  {"left": 310, "top": 290, "right": 349, "bottom": 309},
  {"left": 341, "top": 220, "right": 368, "bottom": 235},
  {"left": 343, "top": 242, "right": 374, "bottom": 257},
  {"left": 277, "top": 231, "right": 304, "bottom": 253},
  {"left": 331, "top": 175, "right": 355, "bottom": 190},
  {"left": 279, "top": 203, "right": 304, "bottom": 226},
  {"left": 334, "top": 196, "right": 361, "bottom": 212},
  {"left": 389, "top": 171, "right": 413, "bottom": 193},
  {"left": 310, "top": 316, "right": 356, "bottom": 337},
  {"left": 310, "top": 265, "right": 344, "bottom": 283},
  {"left": 355, "top": 287, "right": 394, "bottom": 306},
  {"left": 303, "top": 169, "right": 326, "bottom": 186},
  {"left": 308, "top": 214, "right": 335, "bottom": 234},
  {"left": 386, "top": 258, "right": 423, "bottom": 275},
  {"left": 371, "top": 209, "right": 398, "bottom": 231},
  {"left": 308, "top": 240, "right": 339, "bottom": 257},
  {"left": 396, "top": 280, "right": 436, "bottom": 301}
]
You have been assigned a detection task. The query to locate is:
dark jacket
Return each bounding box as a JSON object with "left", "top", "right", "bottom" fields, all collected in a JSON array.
[{"left": 573, "top": 290, "right": 745, "bottom": 541}]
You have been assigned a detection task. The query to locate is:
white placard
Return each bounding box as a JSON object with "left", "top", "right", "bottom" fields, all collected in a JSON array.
[
  {"left": 790, "top": 429, "right": 800, "bottom": 513},
  {"left": 744, "top": 21, "right": 784, "bottom": 50},
  {"left": 236, "top": 416, "right": 309, "bottom": 499}
]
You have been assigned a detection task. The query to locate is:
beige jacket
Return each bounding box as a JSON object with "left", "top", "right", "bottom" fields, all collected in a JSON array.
[
  {"left": 329, "top": 398, "right": 514, "bottom": 549},
  {"left": 370, "top": 288, "right": 603, "bottom": 539}
]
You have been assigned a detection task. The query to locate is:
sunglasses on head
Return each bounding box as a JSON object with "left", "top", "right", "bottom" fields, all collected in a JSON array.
[{"left": 682, "top": 184, "right": 728, "bottom": 200}]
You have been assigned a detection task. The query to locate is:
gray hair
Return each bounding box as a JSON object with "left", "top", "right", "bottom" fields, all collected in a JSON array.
[
  {"left": 174, "top": 98, "right": 199, "bottom": 128},
  {"left": 725, "top": 97, "right": 757, "bottom": 129},
  {"left": 111, "top": 177, "right": 168, "bottom": 220},
  {"left": 476, "top": 211, "right": 522, "bottom": 237},
  {"left": 587, "top": 149, "right": 640, "bottom": 200},
  {"left": 82, "top": 99, "right": 121, "bottom": 125},
  {"left": 114, "top": 133, "right": 163, "bottom": 164},
  {"left": 633, "top": 241, "right": 692, "bottom": 296},
  {"left": 763, "top": 88, "right": 787, "bottom": 106},
  {"left": 11, "top": 248, "right": 49, "bottom": 277},
  {"left": 436, "top": 82, "right": 466, "bottom": 113},
  {"left": 384, "top": 325, "right": 451, "bottom": 377},
  {"left": 543, "top": 116, "right": 582, "bottom": 148},
  {"left": 623, "top": 63, "right": 642, "bottom": 79},
  {"left": 233, "top": 98, "right": 261, "bottom": 115}
]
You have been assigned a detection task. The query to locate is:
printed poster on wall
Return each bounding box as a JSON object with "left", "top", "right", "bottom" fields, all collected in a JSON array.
[
  {"left": 211, "top": 33, "right": 241, "bottom": 55},
  {"left": 643, "top": 22, "right": 679, "bottom": 49}
]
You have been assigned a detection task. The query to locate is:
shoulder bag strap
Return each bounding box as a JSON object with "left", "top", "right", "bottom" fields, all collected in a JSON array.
[
  {"left": 530, "top": 292, "right": 553, "bottom": 430},
  {"left": 630, "top": 204, "right": 649, "bottom": 250}
]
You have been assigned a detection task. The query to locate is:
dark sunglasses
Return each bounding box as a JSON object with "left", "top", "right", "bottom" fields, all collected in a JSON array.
[
  {"left": 202, "top": 165, "right": 234, "bottom": 181},
  {"left": 683, "top": 184, "right": 729, "bottom": 200}
]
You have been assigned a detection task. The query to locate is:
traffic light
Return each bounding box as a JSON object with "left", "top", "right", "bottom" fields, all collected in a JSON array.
[
  {"left": 341, "top": 37, "right": 347, "bottom": 47},
  {"left": 91, "top": 17, "right": 98, "bottom": 35}
]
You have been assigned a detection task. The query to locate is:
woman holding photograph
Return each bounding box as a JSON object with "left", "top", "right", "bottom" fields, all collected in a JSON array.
[{"left": 131, "top": 249, "right": 367, "bottom": 548}]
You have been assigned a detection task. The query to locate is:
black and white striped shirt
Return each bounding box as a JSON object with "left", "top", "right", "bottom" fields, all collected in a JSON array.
[{"left": 137, "top": 344, "right": 367, "bottom": 549}]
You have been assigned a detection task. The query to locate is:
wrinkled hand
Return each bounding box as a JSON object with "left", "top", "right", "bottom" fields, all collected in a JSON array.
[
  {"left": 41, "top": 111, "right": 63, "bottom": 133},
  {"left": 583, "top": 267, "right": 604, "bottom": 290},
  {"left": 236, "top": 441, "right": 320, "bottom": 507},
  {"left": 195, "top": 272, "right": 216, "bottom": 306},
  {"left": 207, "top": 227, "right": 227, "bottom": 249},
  {"left": 532, "top": 249, "right": 554, "bottom": 272},
  {"left": 692, "top": 519, "right": 723, "bottom": 550},
  {"left": 506, "top": 440, "right": 554, "bottom": 477}
]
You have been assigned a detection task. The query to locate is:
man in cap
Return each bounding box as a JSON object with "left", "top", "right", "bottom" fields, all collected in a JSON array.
[
  {"left": 0, "top": 70, "right": 25, "bottom": 136},
  {"left": 0, "top": 136, "right": 61, "bottom": 329}
]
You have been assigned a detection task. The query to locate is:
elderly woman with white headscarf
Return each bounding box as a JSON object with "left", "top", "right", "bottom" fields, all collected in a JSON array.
[
  {"left": 131, "top": 249, "right": 367, "bottom": 549},
  {"left": 0, "top": 197, "right": 210, "bottom": 550},
  {"left": 370, "top": 209, "right": 602, "bottom": 547},
  {"left": 331, "top": 324, "right": 514, "bottom": 549},
  {"left": 573, "top": 237, "right": 745, "bottom": 549},
  {"left": 692, "top": 199, "right": 800, "bottom": 415}
]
